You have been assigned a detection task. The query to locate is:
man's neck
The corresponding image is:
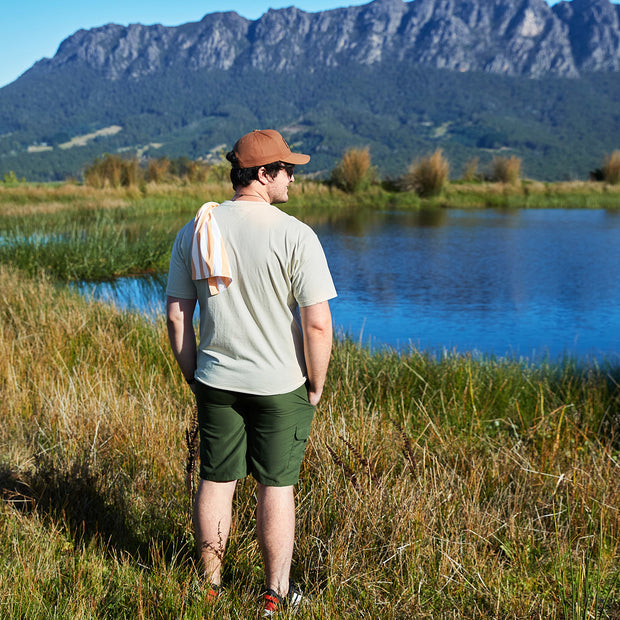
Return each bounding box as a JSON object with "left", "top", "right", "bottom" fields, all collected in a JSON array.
[{"left": 233, "top": 183, "right": 270, "bottom": 203}]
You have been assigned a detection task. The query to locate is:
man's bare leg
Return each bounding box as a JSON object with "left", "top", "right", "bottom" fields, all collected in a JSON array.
[
  {"left": 256, "top": 483, "right": 295, "bottom": 596},
  {"left": 193, "top": 479, "right": 237, "bottom": 585}
]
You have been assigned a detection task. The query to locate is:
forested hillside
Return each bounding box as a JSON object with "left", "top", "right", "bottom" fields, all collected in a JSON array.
[{"left": 1, "top": 0, "right": 619, "bottom": 181}]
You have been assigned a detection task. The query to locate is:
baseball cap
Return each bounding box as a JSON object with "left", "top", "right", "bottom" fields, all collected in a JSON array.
[{"left": 232, "top": 129, "right": 310, "bottom": 168}]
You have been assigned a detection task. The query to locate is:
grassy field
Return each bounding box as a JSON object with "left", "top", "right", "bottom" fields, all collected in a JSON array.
[
  {"left": 1, "top": 178, "right": 619, "bottom": 282},
  {"left": 0, "top": 182, "right": 619, "bottom": 618}
]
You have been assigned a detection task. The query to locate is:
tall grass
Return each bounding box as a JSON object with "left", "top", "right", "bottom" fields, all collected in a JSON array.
[
  {"left": 84, "top": 154, "right": 132, "bottom": 189},
  {"left": 0, "top": 212, "right": 172, "bottom": 280},
  {"left": 84, "top": 155, "right": 212, "bottom": 189},
  {"left": 462, "top": 157, "right": 480, "bottom": 182},
  {"left": 489, "top": 156, "right": 522, "bottom": 185},
  {"left": 401, "top": 149, "right": 450, "bottom": 197},
  {"left": 2, "top": 176, "right": 620, "bottom": 222},
  {"left": 601, "top": 151, "right": 620, "bottom": 185},
  {"left": 146, "top": 157, "right": 171, "bottom": 184},
  {"left": 444, "top": 180, "right": 620, "bottom": 209},
  {"left": 2, "top": 179, "right": 620, "bottom": 287},
  {"left": 330, "top": 147, "right": 376, "bottom": 193},
  {"left": 0, "top": 183, "right": 234, "bottom": 281},
  {"left": 1, "top": 265, "right": 619, "bottom": 618}
]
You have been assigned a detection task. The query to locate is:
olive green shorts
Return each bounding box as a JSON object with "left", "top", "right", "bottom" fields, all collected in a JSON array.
[{"left": 194, "top": 382, "right": 315, "bottom": 487}]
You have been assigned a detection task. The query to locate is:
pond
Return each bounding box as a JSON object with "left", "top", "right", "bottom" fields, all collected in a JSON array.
[{"left": 74, "top": 207, "right": 620, "bottom": 363}]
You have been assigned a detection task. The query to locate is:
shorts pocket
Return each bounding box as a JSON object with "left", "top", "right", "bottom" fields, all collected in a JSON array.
[
  {"left": 284, "top": 420, "right": 313, "bottom": 482},
  {"left": 294, "top": 420, "right": 312, "bottom": 442}
]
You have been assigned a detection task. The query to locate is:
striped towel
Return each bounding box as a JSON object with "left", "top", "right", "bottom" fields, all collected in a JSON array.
[{"left": 191, "top": 202, "right": 232, "bottom": 295}]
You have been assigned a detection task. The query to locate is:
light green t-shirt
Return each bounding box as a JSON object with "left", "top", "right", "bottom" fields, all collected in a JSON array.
[{"left": 166, "top": 200, "right": 337, "bottom": 395}]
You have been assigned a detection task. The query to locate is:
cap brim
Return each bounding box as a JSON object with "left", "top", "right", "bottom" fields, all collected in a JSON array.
[{"left": 281, "top": 153, "right": 311, "bottom": 165}]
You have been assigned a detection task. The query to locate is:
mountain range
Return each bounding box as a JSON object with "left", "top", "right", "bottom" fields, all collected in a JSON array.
[{"left": 1, "top": 0, "right": 619, "bottom": 182}]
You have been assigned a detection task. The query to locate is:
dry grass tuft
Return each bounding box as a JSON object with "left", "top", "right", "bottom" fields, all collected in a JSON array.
[
  {"left": 462, "top": 157, "right": 480, "bottom": 182},
  {"left": 401, "top": 149, "right": 450, "bottom": 197},
  {"left": 602, "top": 150, "right": 620, "bottom": 185},
  {"left": 489, "top": 155, "right": 522, "bottom": 185},
  {"left": 330, "top": 147, "right": 375, "bottom": 193}
]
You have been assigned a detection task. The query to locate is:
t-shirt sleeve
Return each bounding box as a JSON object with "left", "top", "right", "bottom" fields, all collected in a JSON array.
[
  {"left": 290, "top": 224, "right": 337, "bottom": 307},
  {"left": 165, "top": 224, "right": 197, "bottom": 300}
]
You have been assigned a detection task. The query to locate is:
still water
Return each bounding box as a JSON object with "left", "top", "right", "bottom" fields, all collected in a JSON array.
[{"left": 76, "top": 208, "right": 620, "bottom": 362}]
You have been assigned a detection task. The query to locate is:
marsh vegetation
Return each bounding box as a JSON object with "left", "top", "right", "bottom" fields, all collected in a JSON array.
[
  {"left": 0, "top": 181, "right": 619, "bottom": 618},
  {"left": 1, "top": 264, "right": 619, "bottom": 618}
]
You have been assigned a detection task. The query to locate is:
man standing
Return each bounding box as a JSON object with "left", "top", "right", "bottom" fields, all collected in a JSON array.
[{"left": 166, "top": 129, "right": 336, "bottom": 616}]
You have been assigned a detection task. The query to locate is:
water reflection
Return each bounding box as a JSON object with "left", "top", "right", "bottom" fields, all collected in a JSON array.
[
  {"left": 75, "top": 208, "right": 620, "bottom": 362},
  {"left": 324, "top": 207, "right": 449, "bottom": 237}
]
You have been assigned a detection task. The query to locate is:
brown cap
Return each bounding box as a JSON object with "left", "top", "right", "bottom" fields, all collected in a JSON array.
[{"left": 232, "top": 129, "right": 310, "bottom": 168}]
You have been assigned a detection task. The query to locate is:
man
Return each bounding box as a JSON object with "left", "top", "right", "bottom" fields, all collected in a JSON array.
[{"left": 166, "top": 129, "right": 336, "bottom": 616}]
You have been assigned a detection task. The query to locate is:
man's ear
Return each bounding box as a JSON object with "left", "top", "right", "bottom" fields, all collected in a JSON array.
[{"left": 256, "top": 166, "right": 270, "bottom": 185}]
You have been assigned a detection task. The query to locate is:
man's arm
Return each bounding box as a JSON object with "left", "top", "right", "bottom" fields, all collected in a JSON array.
[
  {"left": 166, "top": 296, "right": 198, "bottom": 389},
  {"left": 300, "top": 301, "right": 333, "bottom": 406}
]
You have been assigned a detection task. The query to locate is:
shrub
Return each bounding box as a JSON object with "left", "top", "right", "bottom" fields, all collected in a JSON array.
[
  {"left": 489, "top": 155, "right": 521, "bottom": 184},
  {"left": 330, "top": 147, "right": 375, "bottom": 193},
  {"left": 83, "top": 159, "right": 105, "bottom": 188},
  {"left": 462, "top": 157, "right": 479, "bottom": 182},
  {"left": 3, "top": 170, "right": 16, "bottom": 184},
  {"left": 401, "top": 149, "right": 450, "bottom": 197},
  {"left": 146, "top": 157, "right": 171, "bottom": 183},
  {"left": 184, "top": 160, "right": 209, "bottom": 183},
  {"left": 121, "top": 158, "right": 140, "bottom": 188},
  {"left": 84, "top": 154, "right": 141, "bottom": 188},
  {"left": 209, "top": 149, "right": 232, "bottom": 182},
  {"left": 2, "top": 171, "right": 26, "bottom": 185},
  {"left": 601, "top": 150, "right": 620, "bottom": 184}
]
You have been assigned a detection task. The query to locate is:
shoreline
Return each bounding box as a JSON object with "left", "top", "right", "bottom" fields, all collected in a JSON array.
[{"left": 1, "top": 177, "right": 620, "bottom": 212}]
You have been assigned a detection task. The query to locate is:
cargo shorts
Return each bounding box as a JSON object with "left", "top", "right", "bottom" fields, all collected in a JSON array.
[{"left": 194, "top": 381, "right": 315, "bottom": 487}]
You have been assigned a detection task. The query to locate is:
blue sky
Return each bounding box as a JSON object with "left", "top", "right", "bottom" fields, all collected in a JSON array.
[{"left": 1, "top": 0, "right": 618, "bottom": 88}]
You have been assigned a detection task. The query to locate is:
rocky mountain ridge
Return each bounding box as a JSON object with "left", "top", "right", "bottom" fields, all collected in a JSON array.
[
  {"left": 2, "top": 0, "right": 620, "bottom": 182},
  {"left": 32, "top": 0, "right": 620, "bottom": 79}
]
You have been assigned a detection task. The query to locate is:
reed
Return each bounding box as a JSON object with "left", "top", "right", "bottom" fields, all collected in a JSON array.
[
  {"left": 330, "top": 147, "right": 376, "bottom": 194},
  {"left": 1, "top": 266, "right": 618, "bottom": 618},
  {"left": 146, "top": 157, "right": 171, "bottom": 184},
  {"left": 84, "top": 154, "right": 126, "bottom": 189},
  {"left": 82, "top": 154, "right": 223, "bottom": 191},
  {"left": 489, "top": 156, "right": 522, "bottom": 185},
  {"left": 2, "top": 178, "right": 620, "bottom": 286},
  {"left": 462, "top": 157, "right": 480, "bottom": 182},
  {"left": 0, "top": 182, "right": 238, "bottom": 281},
  {"left": 2, "top": 178, "right": 620, "bottom": 223},
  {"left": 601, "top": 150, "right": 620, "bottom": 185},
  {"left": 442, "top": 180, "right": 620, "bottom": 209},
  {"left": 0, "top": 213, "right": 171, "bottom": 280},
  {"left": 401, "top": 149, "right": 450, "bottom": 197}
]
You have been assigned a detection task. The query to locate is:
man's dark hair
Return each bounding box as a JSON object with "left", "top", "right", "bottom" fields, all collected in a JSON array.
[{"left": 225, "top": 151, "right": 290, "bottom": 189}]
